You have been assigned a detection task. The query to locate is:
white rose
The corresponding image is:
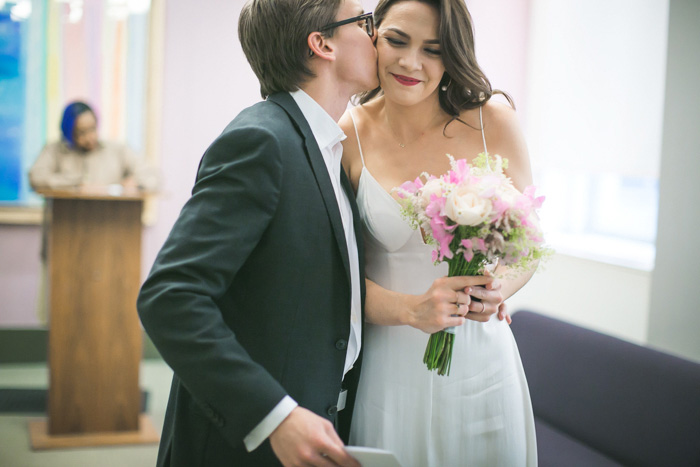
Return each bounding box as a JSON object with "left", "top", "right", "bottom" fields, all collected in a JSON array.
[
  {"left": 443, "top": 185, "right": 492, "bottom": 226},
  {"left": 420, "top": 179, "right": 445, "bottom": 205},
  {"left": 497, "top": 183, "right": 521, "bottom": 205}
]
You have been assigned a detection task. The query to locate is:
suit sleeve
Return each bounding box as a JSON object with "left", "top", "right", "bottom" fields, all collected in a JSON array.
[{"left": 137, "top": 125, "right": 288, "bottom": 446}]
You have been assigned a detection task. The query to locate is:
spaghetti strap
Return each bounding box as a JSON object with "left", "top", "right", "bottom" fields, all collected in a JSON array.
[
  {"left": 349, "top": 109, "right": 367, "bottom": 167},
  {"left": 479, "top": 106, "right": 488, "bottom": 155}
]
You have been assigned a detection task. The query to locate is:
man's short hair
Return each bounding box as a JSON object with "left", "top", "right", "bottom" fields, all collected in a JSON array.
[{"left": 239, "top": 0, "right": 343, "bottom": 98}]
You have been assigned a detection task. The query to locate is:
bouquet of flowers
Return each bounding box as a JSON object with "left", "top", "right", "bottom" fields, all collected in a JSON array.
[{"left": 394, "top": 153, "right": 550, "bottom": 376}]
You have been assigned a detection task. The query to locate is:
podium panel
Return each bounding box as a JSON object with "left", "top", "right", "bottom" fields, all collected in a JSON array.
[{"left": 46, "top": 195, "right": 143, "bottom": 435}]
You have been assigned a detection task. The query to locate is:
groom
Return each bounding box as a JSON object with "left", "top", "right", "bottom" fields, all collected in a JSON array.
[{"left": 137, "top": 0, "right": 378, "bottom": 465}]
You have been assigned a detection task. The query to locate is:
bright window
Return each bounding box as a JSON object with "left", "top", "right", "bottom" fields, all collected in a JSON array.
[{"left": 525, "top": 0, "right": 669, "bottom": 270}]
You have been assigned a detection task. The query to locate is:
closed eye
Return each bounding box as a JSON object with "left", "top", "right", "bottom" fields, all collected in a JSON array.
[
  {"left": 385, "top": 36, "right": 406, "bottom": 46},
  {"left": 424, "top": 48, "right": 441, "bottom": 56}
]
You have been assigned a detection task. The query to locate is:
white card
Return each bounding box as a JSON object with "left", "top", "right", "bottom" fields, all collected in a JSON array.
[{"left": 345, "top": 446, "right": 403, "bottom": 467}]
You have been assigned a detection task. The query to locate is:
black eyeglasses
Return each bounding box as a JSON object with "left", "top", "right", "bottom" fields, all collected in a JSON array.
[{"left": 319, "top": 12, "right": 374, "bottom": 37}]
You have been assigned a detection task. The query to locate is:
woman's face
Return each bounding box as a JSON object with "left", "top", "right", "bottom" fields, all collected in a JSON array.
[
  {"left": 73, "top": 111, "right": 98, "bottom": 152},
  {"left": 376, "top": 1, "right": 445, "bottom": 107}
]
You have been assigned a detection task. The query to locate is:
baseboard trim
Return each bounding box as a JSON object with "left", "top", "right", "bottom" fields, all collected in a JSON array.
[{"left": 0, "top": 329, "right": 162, "bottom": 364}]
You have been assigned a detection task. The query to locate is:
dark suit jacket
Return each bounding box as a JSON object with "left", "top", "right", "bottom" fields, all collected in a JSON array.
[{"left": 137, "top": 93, "right": 365, "bottom": 466}]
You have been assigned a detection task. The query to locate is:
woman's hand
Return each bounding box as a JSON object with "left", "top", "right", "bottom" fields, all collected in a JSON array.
[{"left": 405, "top": 275, "right": 494, "bottom": 334}]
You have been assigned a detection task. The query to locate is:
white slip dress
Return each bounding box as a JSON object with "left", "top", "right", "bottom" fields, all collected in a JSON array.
[{"left": 348, "top": 108, "right": 538, "bottom": 467}]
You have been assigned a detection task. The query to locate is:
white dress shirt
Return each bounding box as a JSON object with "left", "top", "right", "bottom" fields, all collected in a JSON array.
[{"left": 243, "top": 89, "right": 362, "bottom": 451}]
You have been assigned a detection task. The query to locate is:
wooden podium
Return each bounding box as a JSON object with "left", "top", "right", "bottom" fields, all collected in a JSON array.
[{"left": 29, "top": 187, "right": 159, "bottom": 449}]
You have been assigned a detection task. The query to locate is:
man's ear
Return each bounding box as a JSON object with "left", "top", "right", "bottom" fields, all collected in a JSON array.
[{"left": 307, "top": 31, "right": 336, "bottom": 62}]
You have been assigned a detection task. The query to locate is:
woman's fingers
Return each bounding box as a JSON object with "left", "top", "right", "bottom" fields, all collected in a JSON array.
[{"left": 453, "top": 290, "right": 471, "bottom": 316}]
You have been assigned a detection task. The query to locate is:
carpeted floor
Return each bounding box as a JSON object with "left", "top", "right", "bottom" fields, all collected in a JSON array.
[{"left": 0, "top": 360, "right": 171, "bottom": 467}]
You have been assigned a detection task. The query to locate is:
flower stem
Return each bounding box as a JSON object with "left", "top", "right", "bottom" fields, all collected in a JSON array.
[{"left": 423, "top": 253, "right": 486, "bottom": 376}]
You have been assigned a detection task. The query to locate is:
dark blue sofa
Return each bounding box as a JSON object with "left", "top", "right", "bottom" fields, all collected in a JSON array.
[{"left": 510, "top": 310, "right": 700, "bottom": 467}]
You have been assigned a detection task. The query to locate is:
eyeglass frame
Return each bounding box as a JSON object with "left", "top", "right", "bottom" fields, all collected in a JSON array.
[{"left": 318, "top": 12, "right": 375, "bottom": 37}]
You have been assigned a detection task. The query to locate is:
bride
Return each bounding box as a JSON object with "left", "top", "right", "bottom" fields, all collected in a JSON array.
[{"left": 340, "top": 0, "right": 538, "bottom": 465}]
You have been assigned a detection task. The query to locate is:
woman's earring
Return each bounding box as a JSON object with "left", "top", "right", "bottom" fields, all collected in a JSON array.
[{"left": 440, "top": 78, "right": 451, "bottom": 92}]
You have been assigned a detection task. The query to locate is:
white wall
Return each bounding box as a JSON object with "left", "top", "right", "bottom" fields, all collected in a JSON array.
[
  {"left": 507, "top": 254, "right": 651, "bottom": 345},
  {"left": 647, "top": 0, "right": 700, "bottom": 362}
]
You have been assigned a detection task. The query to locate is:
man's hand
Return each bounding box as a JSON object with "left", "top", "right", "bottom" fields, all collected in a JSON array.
[
  {"left": 465, "top": 277, "right": 504, "bottom": 323},
  {"left": 466, "top": 277, "right": 512, "bottom": 324},
  {"left": 269, "top": 407, "right": 360, "bottom": 467},
  {"left": 498, "top": 301, "right": 513, "bottom": 324}
]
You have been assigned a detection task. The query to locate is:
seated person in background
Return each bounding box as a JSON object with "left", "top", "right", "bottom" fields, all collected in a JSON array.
[{"left": 29, "top": 101, "right": 158, "bottom": 191}]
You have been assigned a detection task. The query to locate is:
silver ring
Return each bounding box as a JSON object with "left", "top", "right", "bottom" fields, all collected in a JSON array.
[{"left": 479, "top": 301, "right": 486, "bottom": 313}]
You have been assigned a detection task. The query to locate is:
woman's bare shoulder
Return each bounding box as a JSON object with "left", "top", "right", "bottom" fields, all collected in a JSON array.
[
  {"left": 453, "top": 100, "right": 531, "bottom": 187},
  {"left": 455, "top": 100, "right": 523, "bottom": 153},
  {"left": 455, "top": 100, "right": 519, "bottom": 133},
  {"left": 483, "top": 99, "right": 521, "bottom": 131},
  {"left": 483, "top": 100, "right": 532, "bottom": 188}
]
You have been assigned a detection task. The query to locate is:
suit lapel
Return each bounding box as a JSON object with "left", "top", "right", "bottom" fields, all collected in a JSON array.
[{"left": 267, "top": 93, "right": 352, "bottom": 286}]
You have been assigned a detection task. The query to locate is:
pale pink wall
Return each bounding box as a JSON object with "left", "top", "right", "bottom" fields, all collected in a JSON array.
[
  {"left": 0, "top": 0, "right": 531, "bottom": 327},
  {"left": 0, "top": 226, "right": 41, "bottom": 326},
  {"left": 468, "top": 0, "right": 531, "bottom": 116},
  {"left": 141, "top": 0, "right": 262, "bottom": 279}
]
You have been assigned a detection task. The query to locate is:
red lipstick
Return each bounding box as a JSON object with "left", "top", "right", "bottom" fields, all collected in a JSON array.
[{"left": 392, "top": 73, "right": 421, "bottom": 86}]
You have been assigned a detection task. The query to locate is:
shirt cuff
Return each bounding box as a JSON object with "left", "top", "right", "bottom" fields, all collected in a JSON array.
[{"left": 243, "top": 395, "right": 298, "bottom": 452}]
